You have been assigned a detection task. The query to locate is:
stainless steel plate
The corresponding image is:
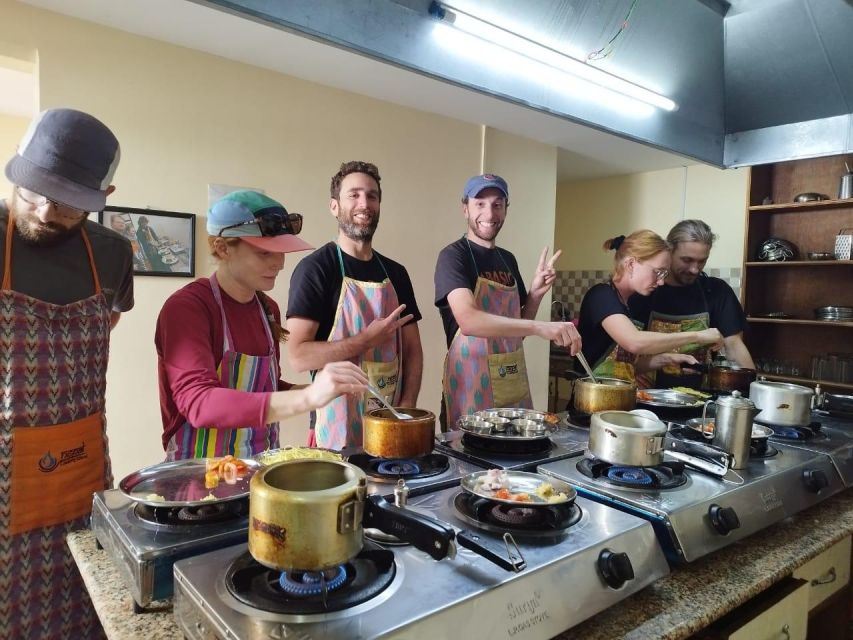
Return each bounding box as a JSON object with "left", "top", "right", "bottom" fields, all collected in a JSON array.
[
  {"left": 119, "top": 458, "right": 261, "bottom": 507},
  {"left": 457, "top": 408, "right": 558, "bottom": 441},
  {"left": 636, "top": 389, "right": 704, "bottom": 408},
  {"left": 460, "top": 470, "right": 576, "bottom": 506}
]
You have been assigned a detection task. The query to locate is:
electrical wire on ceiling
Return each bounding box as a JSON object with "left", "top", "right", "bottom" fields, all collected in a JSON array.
[{"left": 587, "top": 0, "right": 638, "bottom": 61}]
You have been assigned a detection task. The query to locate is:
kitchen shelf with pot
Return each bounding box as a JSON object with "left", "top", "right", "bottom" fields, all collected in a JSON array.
[
  {"left": 752, "top": 373, "right": 853, "bottom": 392},
  {"left": 742, "top": 153, "right": 853, "bottom": 395}
]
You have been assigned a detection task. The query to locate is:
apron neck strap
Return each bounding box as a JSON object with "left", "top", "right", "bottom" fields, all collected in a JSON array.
[
  {"left": 336, "top": 243, "right": 389, "bottom": 280},
  {"left": 209, "top": 272, "right": 275, "bottom": 353},
  {"left": 3, "top": 209, "right": 101, "bottom": 294}
]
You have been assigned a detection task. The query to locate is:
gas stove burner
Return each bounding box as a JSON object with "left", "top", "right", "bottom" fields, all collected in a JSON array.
[
  {"left": 567, "top": 408, "right": 591, "bottom": 427},
  {"left": 347, "top": 453, "right": 449, "bottom": 480},
  {"left": 606, "top": 466, "right": 654, "bottom": 486},
  {"left": 769, "top": 422, "right": 824, "bottom": 441},
  {"left": 225, "top": 549, "right": 395, "bottom": 614},
  {"left": 134, "top": 499, "right": 247, "bottom": 527},
  {"left": 460, "top": 433, "right": 552, "bottom": 457},
  {"left": 453, "top": 492, "right": 581, "bottom": 537},
  {"left": 577, "top": 458, "right": 688, "bottom": 490},
  {"left": 376, "top": 459, "right": 420, "bottom": 475},
  {"left": 278, "top": 565, "right": 348, "bottom": 596},
  {"left": 750, "top": 443, "right": 779, "bottom": 459}
]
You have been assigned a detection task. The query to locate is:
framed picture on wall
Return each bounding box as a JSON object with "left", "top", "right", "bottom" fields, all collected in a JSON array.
[{"left": 100, "top": 206, "right": 196, "bottom": 277}]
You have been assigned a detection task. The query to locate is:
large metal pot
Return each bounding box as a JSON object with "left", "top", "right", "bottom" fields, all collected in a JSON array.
[
  {"left": 749, "top": 379, "right": 814, "bottom": 427},
  {"left": 249, "top": 459, "right": 367, "bottom": 571},
  {"left": 569, "top": 373, "right": 637, "bottom": 415},
  {"left": 589, "top": 410, "right": 668, "bottom": 467},
  {"left": 707, "top": 365, "right": 757, "bottom": 395},
  {"left": 363, "top": 408, "right": 435, "bottom": 458}
]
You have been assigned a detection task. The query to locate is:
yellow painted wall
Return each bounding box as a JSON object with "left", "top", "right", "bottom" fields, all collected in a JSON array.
[
  {"left": 0, "top": 0, "right": 558, "bottom": 481},
  {"left": 555, "top": 164, "right": 749, "bottom": 270},
  {"left": 0, "top": 112, "right": 29, "bottom": 193}
]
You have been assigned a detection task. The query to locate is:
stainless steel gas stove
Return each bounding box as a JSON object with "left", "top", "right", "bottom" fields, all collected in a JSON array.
[
  {"left": 767, "top": 412, "right": 853, "bottom": 486},
  {"left": 173, "top": 484, "right": 669, "bottom": 639},
  {"left": 90, "top": 489, "right": 250, "bottom": 610},
  {"left": 539, "top": 436, "right": 845, "bottom": 564},
  {"left": 434, "top": 418, "right": 588, "bottom": 470}
]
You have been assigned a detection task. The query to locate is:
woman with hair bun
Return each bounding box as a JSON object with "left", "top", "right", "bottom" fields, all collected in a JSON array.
[{"left": 575, "top": 229, "right": 723, "bottom": 382}]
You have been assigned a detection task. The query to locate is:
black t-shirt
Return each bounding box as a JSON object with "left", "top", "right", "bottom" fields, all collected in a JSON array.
[
  {"left": 286, "top": 241, "right": 421, "bottom": 341},
  {"left": 0, "top": 202, "right": 134, "bottom": 312},
  {"left": 434, "top": 236, "right": 527, "bottom": 347},
  {"left": 628, "top": 276, "right": 746, "bottom": 337},
  {"left": 577, "top": 282, "right": 630, "bottom": 369}
]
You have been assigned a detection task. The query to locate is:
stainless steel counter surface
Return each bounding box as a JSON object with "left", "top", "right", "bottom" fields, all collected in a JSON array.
[{"left": 69, "top": 488, "right": 853, "bottom": 640}]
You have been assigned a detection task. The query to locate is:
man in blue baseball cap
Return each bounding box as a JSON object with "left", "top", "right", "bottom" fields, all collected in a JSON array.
[
  {"left": 0, "top": 107, "right": 133, "bottom": 638},
  {"left": 434, "top": 173, "right": 581, "bottom": 430}
]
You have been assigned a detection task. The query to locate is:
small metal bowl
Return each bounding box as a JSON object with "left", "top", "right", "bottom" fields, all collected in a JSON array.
[
  {"left": 511, "top": 418, "right": 547, "bottom": 436},
  {"left": 524, "top": 411, "right": 547, "bottom": 422},
  {"left": 459, "top": 417, "right": 493, "bottom": 434},
  {"left": 488, "top": 417, "right": 512, "bottom": 432},
  {"left": 477, "top": 410, "right": 503, "bottom": 420},
  {"left": 498, "top": 409, "right": 526, "bottom": 419}
]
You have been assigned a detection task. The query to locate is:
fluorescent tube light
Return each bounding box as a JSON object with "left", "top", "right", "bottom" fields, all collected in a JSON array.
[{"left": 428, "top": 1, "right": 677, "bottom": 113}]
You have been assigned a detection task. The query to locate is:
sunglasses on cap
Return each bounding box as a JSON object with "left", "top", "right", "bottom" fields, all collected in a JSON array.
[{"left": 218, "top": 210, "right": 303, "bottom": 238}]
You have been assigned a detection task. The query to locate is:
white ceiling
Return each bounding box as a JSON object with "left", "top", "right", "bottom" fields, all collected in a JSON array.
[{"left": 15, "top": 0, "right": 698, "bottom": 181}]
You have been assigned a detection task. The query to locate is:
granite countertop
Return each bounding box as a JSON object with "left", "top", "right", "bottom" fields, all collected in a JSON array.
[{"left": 69, "top": 488, "right": 853, "bottom": 640}]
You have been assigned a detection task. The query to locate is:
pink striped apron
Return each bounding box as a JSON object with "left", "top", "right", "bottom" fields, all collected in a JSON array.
[
  {"left": 0, "top": 212, "right": 111, "bottom": 639},
  {"left": 310, "top": 245, "right": 401, "bottom": 450},
  {"left": 166, "top": 273, "right": 279, "bottom": 459},
  {"left": 443, "top": 241, "right": 532, "bottom": 429}
]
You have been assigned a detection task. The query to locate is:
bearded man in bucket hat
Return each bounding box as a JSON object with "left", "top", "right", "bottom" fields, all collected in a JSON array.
[{"left": 0, "top": 108, "right": 133, "bottom": 638}]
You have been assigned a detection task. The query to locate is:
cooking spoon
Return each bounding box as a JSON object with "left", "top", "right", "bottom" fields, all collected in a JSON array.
[
  {"left": 366, "top": 384, "right": 413, "bottom": 420},
  {"left": 575, "top": 351, "right": 599, "bottom": 384}
]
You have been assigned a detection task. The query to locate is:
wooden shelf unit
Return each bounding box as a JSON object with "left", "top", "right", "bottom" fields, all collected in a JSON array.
[{"left": 742, "top": 155, "right": 853, "bottom": 392}]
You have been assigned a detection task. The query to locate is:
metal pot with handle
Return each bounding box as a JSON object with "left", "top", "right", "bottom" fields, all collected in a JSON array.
[
  {"left": 701, "top": 391, "right": 759, "bottom": 469},
  {"left": 589, "top": 410, "right": 668, "bottom": 467},
  {"left": 362, "top": 408, "right": 435, "bottom": 458},
  {"left": 749, "top": 378, "right": 814, "bottom": 427},
  {"left": 568, "top": 372, "right": 637, "bottom": 415}
]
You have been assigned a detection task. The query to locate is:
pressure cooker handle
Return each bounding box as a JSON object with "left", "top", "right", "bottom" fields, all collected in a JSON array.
[{"left": 362, "top": 495, "right": 455, "bottom": 561}]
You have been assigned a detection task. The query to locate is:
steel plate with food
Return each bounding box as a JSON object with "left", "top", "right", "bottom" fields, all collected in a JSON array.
[
  {"left": 461, "top": 469, "right": 576, "bottom": 505},
  {"left": 119, "top": 456, "right": 261, "bottom": 507},
  {"left": 636, "top": 389, "right": 704, "bottom": 408},
  {"left": 254, "top": 446, "right": 342, "bottom": 466},
  {"left": 457, "top": 408, "right": 559, "bottom": 440}
]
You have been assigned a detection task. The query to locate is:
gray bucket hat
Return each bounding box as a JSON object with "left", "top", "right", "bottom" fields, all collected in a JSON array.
[{"left": 5, "top": 108, "right": 120, "bottom": 212}]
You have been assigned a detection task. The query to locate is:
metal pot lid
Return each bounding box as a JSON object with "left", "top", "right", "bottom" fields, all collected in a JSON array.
[
  {"left": 715, "top": 390, "right": 756, "bottom": 409},
  {"left": 119, "top": 458, "right": 261, "bottom": 507},
  {"left": 751, "top": 379, "right": 814, "bottom": 395}
]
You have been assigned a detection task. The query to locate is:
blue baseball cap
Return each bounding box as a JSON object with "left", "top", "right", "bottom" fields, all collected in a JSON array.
[
  {"left": 207, "top": 190, "right": 314, "bottom": 253},
  {"left": 463, "top": 173, "right": 509, "bottom": 200}
]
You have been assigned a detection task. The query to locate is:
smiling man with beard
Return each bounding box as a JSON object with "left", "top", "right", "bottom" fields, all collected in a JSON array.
[
  {"left": 434, "top": 174, "right": 582, "bottom": 430},
  {"left": 286, "top": 161, "right": 423, "bottom": 450},
  {"left": 0, "top": 108, "right": 133, "bottom": 639}
]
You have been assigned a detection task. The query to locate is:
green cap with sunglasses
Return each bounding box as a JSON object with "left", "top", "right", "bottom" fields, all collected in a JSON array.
[{"left": 208, "top": 190, "right": 313, "bottom": 253}]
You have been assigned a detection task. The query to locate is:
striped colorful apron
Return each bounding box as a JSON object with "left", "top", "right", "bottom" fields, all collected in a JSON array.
[
  {"left": 0, "top": 213, "right": 111, "bottom": 639},
  {"left": 310, "top": 245, "right": 401, "bottom": 450},
  {"left": 442, "top": 241, "right": 532, "bottom": 429},
  {"left": 166, "top": 273, "right": 279, "bottom": 459}
]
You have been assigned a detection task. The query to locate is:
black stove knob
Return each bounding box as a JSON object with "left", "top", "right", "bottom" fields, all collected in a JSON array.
[
  {"left": 708, "top": 504, "right": 740, "bottom": 535},
  {"left": 803, "top": 469, "right": 829, "bottom": 493},
  {"left": 597, "top": 549, "right": 634, "bottom": 589}
]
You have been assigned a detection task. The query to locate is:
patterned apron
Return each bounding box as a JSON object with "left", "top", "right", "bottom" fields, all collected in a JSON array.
[
  {"left": 310, "top": 245, "right": 402, "bottom": 450},
  {"left": 641, "top": 283, "right": 711, "bottom": 389},
  {"left": 166, "top": 273, "right": 279, "bottom": 459},
  {"left": 0, "top": 213, "right": 111, "bottom": 639},
  {"left": 443, "top": 240, "right": 532, "bottom": 429}
]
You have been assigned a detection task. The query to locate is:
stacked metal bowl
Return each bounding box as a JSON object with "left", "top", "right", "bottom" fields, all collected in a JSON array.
[
  {"left": 457, "top": 408, "right": 556, "bottom": 438},
  {"left": 814, "top": 306, "right": 853, "bottom": 321}
]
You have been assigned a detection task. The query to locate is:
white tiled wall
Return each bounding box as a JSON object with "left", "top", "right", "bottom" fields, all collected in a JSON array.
[{"left": 550, "top": 268, "right": 743, "bottom": 321}]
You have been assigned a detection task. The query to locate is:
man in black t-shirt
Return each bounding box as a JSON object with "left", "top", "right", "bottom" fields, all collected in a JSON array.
[
  {"left": 286, "top": 161, "right": 423, "bottom": 449},
  {"left": 434, "top": 173, "right": 581, "bottom": 429},
  {"left": 630, "top": 219, "right": 754, "bottom": 388}
]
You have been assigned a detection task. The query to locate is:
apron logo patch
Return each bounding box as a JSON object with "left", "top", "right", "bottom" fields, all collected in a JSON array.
[
  {"left": 376, "top": 374, "right": 397, "bottom": 389},
  {"left": 38, "top": 451, "right": 58, "bottom": 473},
  {"left": 377, "top": 377, "right": 386, "bottom": 389},
  {"left": 498, "top": 364, "right": 518, "bottom": 378}
]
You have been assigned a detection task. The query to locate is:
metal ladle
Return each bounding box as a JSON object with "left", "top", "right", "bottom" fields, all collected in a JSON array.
[
  {"left": 366, "top": 384, "right": 413, "bottom": 420},
  {"left": 575, "top": 351, "right": 599, "bottom": 384}
]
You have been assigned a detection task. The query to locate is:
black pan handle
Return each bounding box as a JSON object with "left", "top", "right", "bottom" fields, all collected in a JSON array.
[
  {"left": 456, "top": 530, "right": 526, "bottom": 572},
  {"left": 362, "top": 495, "right": 455, "bottom": 561}
]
